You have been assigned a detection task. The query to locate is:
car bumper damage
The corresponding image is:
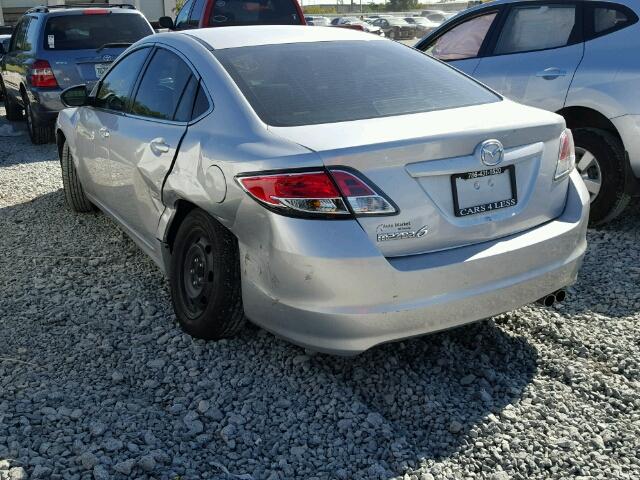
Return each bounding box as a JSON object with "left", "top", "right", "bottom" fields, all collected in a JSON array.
[{"left": 239, "top": 170, "right": 589, "bottom": 355}]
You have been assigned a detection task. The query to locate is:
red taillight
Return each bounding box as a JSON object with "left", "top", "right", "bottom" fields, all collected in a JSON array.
[
  {"left": 238, "top": 171, "right": 349, "bottom": 215},
  {"left": 30, "top": 60, "right": 58, "bottom": 88},
  {"left": 237, "top": 170, "right": 397, "bottom": 217},
  {"left": 83, "top": 9, "right": 110, "bottom": 15}
]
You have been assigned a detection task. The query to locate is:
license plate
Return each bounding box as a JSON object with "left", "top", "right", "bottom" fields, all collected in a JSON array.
[
  {"left": 451, "top": 165, "right": 517, "bottom": 217},
  {"left": 94, "top": 63, "right": 111, "bottom": 78}
]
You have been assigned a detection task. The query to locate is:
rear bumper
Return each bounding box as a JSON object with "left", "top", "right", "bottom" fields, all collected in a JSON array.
[
  {"left": 240, "top": 170, "right": 589, "bottom": 355},
  {"left": 26, "top": 88, "right": 64, "bottom": 125}
]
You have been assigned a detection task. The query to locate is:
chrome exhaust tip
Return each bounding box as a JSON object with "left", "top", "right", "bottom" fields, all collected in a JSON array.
[{"left": 554, "top": 289, "right": 567, "bottom": 303}]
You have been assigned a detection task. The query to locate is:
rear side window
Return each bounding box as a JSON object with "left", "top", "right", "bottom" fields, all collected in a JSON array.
[
  {"left": 214, "top": 40, "right": 499, "bottom": 127},
  {"left": 494, "top": 5, "right": 577, "bottom": 55},
  {"left": 11, "top": 17, "right": 31, "bottom": 52},
  {"left": 131, "top": 49, "right": 193, "bottom": 121},
  {"left": 594, "top": 6, "right": 633, "bottom": 34},
  {"left": 95, "top": 47, "right": 149, "bottom": 112},
  {"left": 175, "top": 0, "right": 194, "bottom": 29},
  {"left": 209, "top": 0, "right": 300, "bottom": 26},
  {"left": 44, "top": 13, "right": 152, "bottom": 50},
  {"left": 427, "top": 12, "right": 497, "bottom": 60}
]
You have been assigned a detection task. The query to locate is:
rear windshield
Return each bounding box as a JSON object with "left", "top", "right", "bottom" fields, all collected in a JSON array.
[
  {"left": 213, "top": 40, "right": 500, "bottom": 127},
  {"left": 44, "top": 13, "right": 152, "bottom": 50},
  {"left": 209, "top": 0, "right": 300, "bottom": 26}
]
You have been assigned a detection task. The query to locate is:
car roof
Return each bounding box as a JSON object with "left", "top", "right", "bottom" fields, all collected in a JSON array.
[
  {"left": 184, "top": 25, "right": 385, "bottom": 50},
  {"left": 26, "top": 5, "right": 142, "bottom": 17}
]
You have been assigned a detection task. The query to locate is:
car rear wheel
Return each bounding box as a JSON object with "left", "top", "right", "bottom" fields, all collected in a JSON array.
[
  {"left": 572, "top": 128, "right": 630, "bottom": 226},
  {"left": 61, "top": 141, "right": 94, "bottom": 213},
  {"left": 24, "top": 98, "right": 54, "bottom": 145},
  {"left": 170, "top": 209, "right": 245, "bottom": 340}
]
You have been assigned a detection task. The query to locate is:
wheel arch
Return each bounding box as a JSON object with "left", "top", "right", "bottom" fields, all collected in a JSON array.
[{"left": 556, "top": 106, "right": 622, "bottom": 144}]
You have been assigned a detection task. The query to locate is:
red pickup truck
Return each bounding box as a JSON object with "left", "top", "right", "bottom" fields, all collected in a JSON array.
[{"left": 159, "top": 0, "right": 306, "bottom": 30}]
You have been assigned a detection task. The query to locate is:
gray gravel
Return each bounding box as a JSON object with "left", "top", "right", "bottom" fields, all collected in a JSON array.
[{"left": 1, "top": 103, "right": 639, "bottom": 480}]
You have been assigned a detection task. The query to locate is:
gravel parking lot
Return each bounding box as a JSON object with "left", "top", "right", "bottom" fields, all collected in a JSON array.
[{"left": 1, "top": 103, "right": 639, "bottom": 480}]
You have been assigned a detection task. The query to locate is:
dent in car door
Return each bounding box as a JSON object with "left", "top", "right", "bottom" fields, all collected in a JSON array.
[
  {"left": 472, "top": 2, "right": 584, "bottom": 111},
  {"left": 105, "top": 48, "right": 199, "bottom": 247}
]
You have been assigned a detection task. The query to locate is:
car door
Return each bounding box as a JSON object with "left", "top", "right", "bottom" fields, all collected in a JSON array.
[
  {"left": 418, "top": 9, "right": 501, "bottom": 76},
  {"left": 105, "top": 46, "right": 202, "bottom": 247},
  {"left": 75, "top": 47, "right": 151, "bottom": 201},
  {"left": 472, "top": 1, "right": 585, "bottom": 112},
  {"left": 1, "top": 16, "right": 30, "bottom": 98}
]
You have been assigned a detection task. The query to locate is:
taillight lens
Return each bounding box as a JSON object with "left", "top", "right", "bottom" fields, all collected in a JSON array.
[
  {"left": 238, "top": 171, "right": 350, "bottom": 216},
  {"left": 330, "top": 170, "right": 396, "bottom": 215},
  {"left": 237, "top": 169, "right": 397, "bottom": 218},
  {"left": 555, "top": 129, "right": 575, "bottom": 180},
  {"left": 83, "top": 9, "right": 110, "bottom": 15},
  {"left": 30, "top": 60, "right": 58, "bottom": 88}
]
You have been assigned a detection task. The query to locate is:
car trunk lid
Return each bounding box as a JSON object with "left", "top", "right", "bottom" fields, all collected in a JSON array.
[
  {"left": 47, "top": 47, "right": 128, "bottom": 89},
  {"left": 269, "top": 100, "right": 568, "bottom": 257}
]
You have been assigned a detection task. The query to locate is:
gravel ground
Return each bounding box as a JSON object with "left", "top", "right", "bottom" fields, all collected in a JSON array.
[{"left": 1, "top": 103, "right": 639, "bottom": 480}]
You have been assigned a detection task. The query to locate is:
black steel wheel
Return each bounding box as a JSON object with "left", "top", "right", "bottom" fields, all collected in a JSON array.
[{"left": 170, "top": 209, "right": 244, "bottom": 339}]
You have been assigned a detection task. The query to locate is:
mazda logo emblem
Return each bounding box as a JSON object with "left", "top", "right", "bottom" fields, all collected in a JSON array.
[{"left": 479, "top": 139, "right": 504, "bottom": 166}]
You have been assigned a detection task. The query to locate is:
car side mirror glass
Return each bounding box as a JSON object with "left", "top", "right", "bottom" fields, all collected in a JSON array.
[
  {"left": 61, "top": 85, "right": 89, "bottom": 108},
  {"left": 158, "top": 16, "right": 175, "bottom": 30}
]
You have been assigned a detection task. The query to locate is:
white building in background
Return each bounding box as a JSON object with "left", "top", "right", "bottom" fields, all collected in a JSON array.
[{"left": 0, "top": 0, "right": 178, "bottom": 25}]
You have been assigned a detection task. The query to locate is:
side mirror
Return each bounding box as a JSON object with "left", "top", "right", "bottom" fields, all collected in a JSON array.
[
  {"left": 61, "top": 84, "right": 89, "bottom": 108},
  {"left": 158, "top": 16, "right": 175, "bottom": 30}
]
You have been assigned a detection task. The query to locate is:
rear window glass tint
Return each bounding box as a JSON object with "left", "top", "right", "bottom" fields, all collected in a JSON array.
[
  {"left": 44, "top": 13, "right": 152, "bottom": 50},
  {"left": 214, "top": 40, "right": 499, "bottom": 127},
  {"left": 192, "top": 84, "right": 211, "bottom": 119},
  {"left": 594, "top": 7, "right": 629, "bottom": 33},
  {"left": 209, "top": 0, "right": 300, "bottom": 26}
]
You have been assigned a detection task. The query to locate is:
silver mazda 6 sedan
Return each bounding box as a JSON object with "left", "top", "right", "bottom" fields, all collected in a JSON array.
[{"left": 56, "top": 26, "right": 589, "bottom": 355}]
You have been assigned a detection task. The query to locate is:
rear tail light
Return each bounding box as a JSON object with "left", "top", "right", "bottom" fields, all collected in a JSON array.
[
  {"left": 83, "top": 9, "right": 110, "bottom": 15},
  {"left": 30, "top": 60, "right": 58, "bottom": 88},
  {"left": 237, "top": 169, "right": 397, "bottom": 218},
  {"left": 555, "top": 129, "right": 575, "bottom": 180}
]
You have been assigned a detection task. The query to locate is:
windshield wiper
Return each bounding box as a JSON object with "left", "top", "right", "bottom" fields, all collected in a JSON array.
[{"left": 96, "top": 42, "right": 132, "bottom": 53}]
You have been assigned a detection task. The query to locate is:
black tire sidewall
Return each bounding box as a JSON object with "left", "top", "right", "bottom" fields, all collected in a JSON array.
[
  {"left": 170, "top": 209, "right": 242, "bottom": 340},
  {"left": 572, "top": 128, "right": 627, "bottom": 226}
]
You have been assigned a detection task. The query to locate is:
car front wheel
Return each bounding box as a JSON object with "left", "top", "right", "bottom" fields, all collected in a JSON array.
[
  {"left": 572, "top": 128, "right": 630, "bottom": 226},
  {"left": 170, "top": 209, "right": 245, "bottom": 340},
  {"left": 60, "top": 140, "right": 94, "bottom": 213}
]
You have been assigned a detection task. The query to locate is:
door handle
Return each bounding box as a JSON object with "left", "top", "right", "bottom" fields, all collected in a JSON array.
[
  {"left": 536, "top": 68, "right": 568, "bottom": 80},
  {"left": 150, "top": 138, "right": 170, "bottom": 154},
  {"left": 99, "top": 127, "right": 110, "bottom": 138}
]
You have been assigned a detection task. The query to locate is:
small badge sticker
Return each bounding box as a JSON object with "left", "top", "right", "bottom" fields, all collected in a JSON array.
[{"left": 47, "top": 35, "right": 55, "bottom": 49}]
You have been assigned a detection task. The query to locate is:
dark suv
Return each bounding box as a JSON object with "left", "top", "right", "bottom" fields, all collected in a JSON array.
[{"left": 0, "top": 3, "right": 153, "bottom": 144}]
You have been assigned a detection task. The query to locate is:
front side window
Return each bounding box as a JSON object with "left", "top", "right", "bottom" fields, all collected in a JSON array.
[
  {"left": 214, "top": 40, "right": 499, "bottom": 127},
  {"left": 427, "top": 12, "right": 497, "bottom": 61},
  {"left": 188, "top": 0, "right": 207, "bottom": 27},
  {"left": 44, "top": 13, "right": 152, "bottom": 50},
  {"left": 209, "top": 0, "right": 299, "bottom": 26},
  {"left": 131, "top": 49, "right": 194, "bottom": 121},
  {"left": 95, "top": 47, "right": 149, "bottom": 112},
  {"left": 175, "top": 0, "right": 194, "bottom": 29},
  {"left": 494, "top": 5, "right": 577, "bottom": 55}
]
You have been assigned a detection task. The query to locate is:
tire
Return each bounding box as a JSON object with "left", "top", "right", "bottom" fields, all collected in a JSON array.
[
  {"left": 25, "top": 98, "right": 54, "bottom": 145},
  {"left": 2, "top": 83, "right": 23, "bottom": 121},
  {"left": 169, "top": 209, "right": 245, "bottom": 340},
  {"left": 60, "top": 141, "right": 94, "bottom": 213},
  {"left": 572, "top": 128, "right": 631, "bottom": 226}
]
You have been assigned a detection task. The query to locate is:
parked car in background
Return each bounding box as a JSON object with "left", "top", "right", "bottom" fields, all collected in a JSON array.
[
  {"left": 0, "top": 4, "right": 153, "bottom": 145},
  {"left": 305, "top": 15, "right": 330, "bottom": 26},
  {"left": 372, "top": 17, "right": 417, "bottom": 39},
  {"left": 331, "top": 16, "right": 384, "bottom": 35},
  {"left": 404, "top": 16, "right": 439, "bottom": 36},
  {"left": 159, "top": 0, "right": 306, "bottom": 30},
  {"left": 421, "top": 10, "right": 456, "bottom": 24},
  {"left": 0, "top": 35, "right": 9, "bottom": 99},
  {"left": 416, "top": 0, "right": 640, "bottom": 225},
  {"left": 0, "top": 26, "right": 13, "bottom": 35},
  {"left": 56, "top": 26, "right": 588, "bottom": 355}
]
